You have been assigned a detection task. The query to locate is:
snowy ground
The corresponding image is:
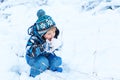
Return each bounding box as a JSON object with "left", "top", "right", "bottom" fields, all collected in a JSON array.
[{"left": 0, "top": 0, "right": 120, "bottom": 80}]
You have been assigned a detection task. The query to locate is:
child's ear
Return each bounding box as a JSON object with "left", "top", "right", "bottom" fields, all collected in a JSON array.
[{"left": 54, "top": 28, "right": 60, "bottom": 38}]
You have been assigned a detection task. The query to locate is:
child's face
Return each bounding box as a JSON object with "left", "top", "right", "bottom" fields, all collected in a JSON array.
[{"left": 43, "top": 27, "right": 56, "bottom": 41}]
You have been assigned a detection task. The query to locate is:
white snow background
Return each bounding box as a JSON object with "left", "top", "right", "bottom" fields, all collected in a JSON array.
[{"left": 0, "top": 0, "right": 120, "bottom": 80}]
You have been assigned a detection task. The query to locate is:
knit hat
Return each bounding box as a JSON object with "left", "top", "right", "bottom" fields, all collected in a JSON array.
[{"left": 35, "top": 9, "right": 56, "bottom": 36}]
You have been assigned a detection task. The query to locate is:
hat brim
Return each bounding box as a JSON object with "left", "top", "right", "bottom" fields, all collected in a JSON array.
[{"left": 37, "top": 28, "right": 50, "bottom": 36}]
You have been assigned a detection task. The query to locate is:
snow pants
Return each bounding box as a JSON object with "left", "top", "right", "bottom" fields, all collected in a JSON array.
[{"left": 26, "top": 53, "right": 62, "bottom": 77}]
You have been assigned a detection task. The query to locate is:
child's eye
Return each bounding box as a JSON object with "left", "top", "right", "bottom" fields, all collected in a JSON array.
[{"left": 47, "top": 33, "right": 51, "bottom": 35}]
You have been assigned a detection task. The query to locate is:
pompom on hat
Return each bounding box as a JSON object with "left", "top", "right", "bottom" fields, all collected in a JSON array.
[{"left": 37, "top": 9, "right": 46, "bottom": 18}]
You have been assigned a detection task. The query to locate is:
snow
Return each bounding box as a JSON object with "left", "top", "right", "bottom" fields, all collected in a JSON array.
[{"left": 0, "top": 0, "right": 120, "bottom": 80}]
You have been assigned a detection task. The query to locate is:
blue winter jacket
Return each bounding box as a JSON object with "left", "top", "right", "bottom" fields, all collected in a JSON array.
[{"left": 26, "top": 35, "right": 45, "bottom": 64}]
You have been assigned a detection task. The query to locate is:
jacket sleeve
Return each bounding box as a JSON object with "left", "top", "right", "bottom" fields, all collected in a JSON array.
[{"left": 26, "top": 36, "right": 45, "bottom": 58}]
